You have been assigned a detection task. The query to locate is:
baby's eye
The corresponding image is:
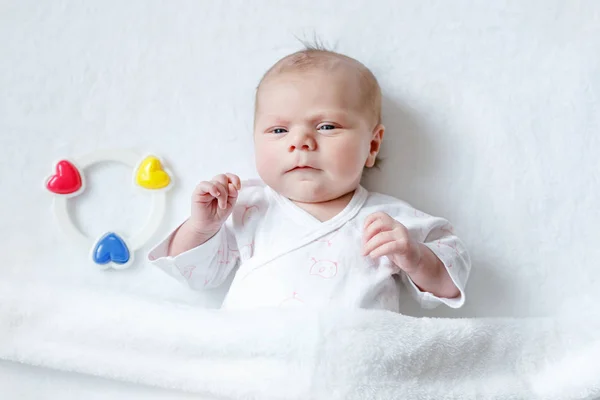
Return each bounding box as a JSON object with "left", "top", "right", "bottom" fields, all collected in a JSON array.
[
  {"left": 318, "top": 124, "right": 336, "bottom": 131},
  {"left": 270, "top": 128, "right": 288, "bottom": 134}
]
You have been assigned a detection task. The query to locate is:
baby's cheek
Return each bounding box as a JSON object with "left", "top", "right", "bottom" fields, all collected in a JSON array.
[
  {"left": 255, "top": 147, "right": 278, "bottom": 178},
  {"left": 328, "top": 140, "right": 367, "bottom": 175}
]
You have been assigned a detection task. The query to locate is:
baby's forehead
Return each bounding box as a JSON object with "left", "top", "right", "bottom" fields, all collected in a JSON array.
[
  {"left": 256, "top": 72, "right": 377, "bottom": 125},
  {"left": 257, "top": 72, "right": 363, "bottom": 117},
  {"left": 259, "top": 68, "right": 363, "bottom": 97},
  {"left": 256, "top": 50, "right": 382, "bottom": 123}
]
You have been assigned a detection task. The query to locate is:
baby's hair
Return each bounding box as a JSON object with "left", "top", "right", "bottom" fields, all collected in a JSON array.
[
  {"left": 255, "top": 39, "right": 383, "bottom": 169},
  {"left": 293, "top": 34, "right": 331, "bottom": 53}
]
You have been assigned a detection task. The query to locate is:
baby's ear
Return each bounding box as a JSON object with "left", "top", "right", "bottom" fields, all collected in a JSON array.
[{"left": 365, "top": 124, "right": 385, "bottom": 168}]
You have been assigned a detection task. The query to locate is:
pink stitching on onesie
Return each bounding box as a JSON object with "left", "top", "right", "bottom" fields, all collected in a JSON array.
[
  {"left": 241, "top": 240, "right": 254, "bottom": 254},
  {"left": 440, "top": 224, "right": 455, "bottom": 236},
  {"left": 217, "top": 248, "right": 231, "bottom": 264},
  {"left": 242, "top": 205, "right": 259, "bottom": 226},
  {"left": 217, "top": 241, "right": 237, "bottom": 265},
  {"left": 279, "top": 292, "right": 305, "bottom": 307},
  {"left": 317, "top": 230, "right": 340, "bottom": 247},
  {"left": 435, "top": 240, "right": 461, "bottom": 268},
  {"left": 228, "top": 241, "right": 254, "bottom": 259},
  {"left": 228, "top": 242, "right": 239, "bottom": 252},
  {"left": 436, "top": 240, "right": 461, "bottom": 257},
  {"left": 179, "top": 265, "right": 196, "bottom": 280},
  {"left": 309, "top": 258, "right": 338, "bottom": 279}
]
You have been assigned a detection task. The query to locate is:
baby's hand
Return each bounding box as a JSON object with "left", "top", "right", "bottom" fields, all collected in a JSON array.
[
  {"left": 189, "top": 173, "right": 241, "bottom": 237},
  {"left": 362, "top": 212, "right": 422, "bottom": 274}
]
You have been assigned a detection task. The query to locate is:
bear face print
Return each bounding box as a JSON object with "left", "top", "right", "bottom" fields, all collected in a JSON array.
[{"left": 309, "top": 258, "right": 338, "bottom": 279}]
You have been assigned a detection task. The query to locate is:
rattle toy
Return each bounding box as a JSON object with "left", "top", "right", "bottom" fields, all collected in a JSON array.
[{"left": 45, "top": 149, "right": 173, "bottom": 270}]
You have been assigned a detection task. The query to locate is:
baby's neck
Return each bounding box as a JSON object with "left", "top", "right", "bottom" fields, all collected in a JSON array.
[{"left": 291, "top": 190, "right": 355, "bottom": 222}]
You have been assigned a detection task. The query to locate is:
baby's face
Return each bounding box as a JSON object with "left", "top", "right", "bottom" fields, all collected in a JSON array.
[{"left": 254, "top": 70, "right": 381, "bottom": 203}]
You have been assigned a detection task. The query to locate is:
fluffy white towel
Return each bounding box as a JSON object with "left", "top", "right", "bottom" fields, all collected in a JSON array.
[{"left": 1, "top": 280, "right": 599, "bottom": 400}]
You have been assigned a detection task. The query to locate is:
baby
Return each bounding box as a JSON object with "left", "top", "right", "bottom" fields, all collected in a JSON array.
[{"left": 148, "top": 48, "right": 470, "bottom": 311}]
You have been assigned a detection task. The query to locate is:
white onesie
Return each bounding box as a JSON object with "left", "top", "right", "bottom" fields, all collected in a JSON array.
[{"left": 148, "top": 180, "right": 470, "bottom": 311}]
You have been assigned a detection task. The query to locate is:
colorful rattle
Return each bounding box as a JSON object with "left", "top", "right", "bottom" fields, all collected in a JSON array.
[{"left": 45, "top": 149, "right": 173, "bottom": 270}]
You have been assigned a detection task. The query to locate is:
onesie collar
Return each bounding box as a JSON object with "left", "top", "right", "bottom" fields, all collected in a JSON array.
[{"left": 267, "top": 185, "right": 369, "bottom": 229}]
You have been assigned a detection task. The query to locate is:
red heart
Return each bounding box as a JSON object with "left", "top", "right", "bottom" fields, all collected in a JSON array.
[{"left": 46, "top": 160, "right": 83, "bottom": 195}]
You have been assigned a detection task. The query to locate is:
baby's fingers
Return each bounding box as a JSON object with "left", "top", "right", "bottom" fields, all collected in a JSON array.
[
  {"left": 225, "top": 173, "right": 242, "bottom": 190},
  {"left": 193, "top": 182, "right": 220, "bottom": 203},
  {"left": 363, "top": 231, "right": 396, "bottom": 257},
  {"left": 211, "top": 181, "right": 228, "bottom": 209},
  {"left": 227, "top": 182, "right": 239, "bottom": 202},
  {"left": 363, "top": 216, "right": 391, "bottom": 246}
]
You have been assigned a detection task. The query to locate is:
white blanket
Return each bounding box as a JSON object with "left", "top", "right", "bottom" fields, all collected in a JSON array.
[{"left": 1, "top": 280, "right": 599, "bottom": 400}]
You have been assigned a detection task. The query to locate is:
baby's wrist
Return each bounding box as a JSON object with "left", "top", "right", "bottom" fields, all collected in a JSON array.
[
  {"left": 414, "top": 243, "right": 427, "bottom": 271},
  {"left": 182, "top": 219, "right": 221, "bottom": 243},
  {"left": 410, "top": 244, "right": 443, "bottom": 278},
  {"left": 168, "top": 220, "right": 220, "bottom": 257}
]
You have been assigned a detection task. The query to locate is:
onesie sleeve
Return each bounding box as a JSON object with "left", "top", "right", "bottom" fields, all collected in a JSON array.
[
  {"left": 147, "top": 219, "right": 240, "bottom": 290},
  {"left": 146, "top": 180, "right": 267, "bottom": 291},
  {"left": 400, "top": 212, "right": 471, "bottom": 309}
]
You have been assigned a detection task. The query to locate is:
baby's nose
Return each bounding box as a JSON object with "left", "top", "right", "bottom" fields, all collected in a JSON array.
[{"left": 289, "top": 132, "right": 317, "bottom": 152}]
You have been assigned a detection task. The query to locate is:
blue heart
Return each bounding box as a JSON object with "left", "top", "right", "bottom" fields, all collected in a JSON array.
[{"left": 93, "top": 232, "right": 130, "bottom": 265}]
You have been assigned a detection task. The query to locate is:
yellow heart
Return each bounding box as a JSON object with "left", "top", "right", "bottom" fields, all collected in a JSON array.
[{"left": 135, "top": 156, "right": 171, "bottom": 189}]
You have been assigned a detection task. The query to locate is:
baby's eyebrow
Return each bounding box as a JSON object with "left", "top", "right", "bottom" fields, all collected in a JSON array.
[
  {"left": 258, "top": 111, "right": 355, "bottom": 126},
  {"left": 310, "top": 111, "right": 352, "bottom": 122},
  {"left": 260, "top": 115, "right": 290, "bottom": 125}
]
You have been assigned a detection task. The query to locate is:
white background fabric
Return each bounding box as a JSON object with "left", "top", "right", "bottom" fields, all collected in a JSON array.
[{"left": 1, "top": 0, "right": 599, "bottom": 397}]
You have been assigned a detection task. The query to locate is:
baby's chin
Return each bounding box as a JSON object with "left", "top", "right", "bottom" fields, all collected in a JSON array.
[{"left": 275, "top": 179, "right": 347, "bottom": 204}]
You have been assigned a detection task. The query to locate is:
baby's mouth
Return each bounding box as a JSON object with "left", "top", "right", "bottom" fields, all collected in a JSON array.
[{"left": 288, "top": 166, "right": 318, "bottom": 172}]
